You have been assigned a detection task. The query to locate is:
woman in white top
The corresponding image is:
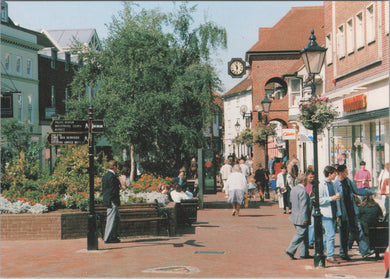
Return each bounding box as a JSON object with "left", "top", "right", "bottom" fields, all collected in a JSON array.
[{"left": 226, "top": 164, "right": 248, "bottom": 216}]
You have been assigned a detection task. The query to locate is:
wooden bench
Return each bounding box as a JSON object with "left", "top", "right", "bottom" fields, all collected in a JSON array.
[
  {"left": 175, "top": 199, "right": 198, "bottom": 226},
  {"left": 368, "top": 222, "right": 389, "bottom": 259},
  {"left": 94, "top": 200, "right": 171, "bottom": 237}
]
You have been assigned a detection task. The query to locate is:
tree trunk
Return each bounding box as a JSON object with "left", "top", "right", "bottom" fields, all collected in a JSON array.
[{"left": 129, "top": 143, "right": 135, "bottom": 182}]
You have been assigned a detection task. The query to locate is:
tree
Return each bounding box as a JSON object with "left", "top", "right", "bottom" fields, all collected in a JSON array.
[{"left": 68, "top": 2, "right": 226, "bottom": 179}]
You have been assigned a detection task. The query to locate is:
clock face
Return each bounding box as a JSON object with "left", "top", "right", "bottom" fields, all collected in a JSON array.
[{"left": 230, "top": 61, "right": 244, "bottom": 75}]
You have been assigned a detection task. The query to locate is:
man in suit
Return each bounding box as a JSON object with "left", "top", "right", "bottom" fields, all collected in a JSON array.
[
  {"left": 333, "top": 164, "right": 375, "bottom": 260},
  {"left": 102, "top": 160, "right": 121, "bottom": 243},
  {"left": 285, "top": 173, "right": 312, "bottom": 260}
]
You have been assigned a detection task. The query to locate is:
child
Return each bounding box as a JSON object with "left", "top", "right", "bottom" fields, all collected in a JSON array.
[
  {"left": 247, "top": 175, "right": 259, "bottom": 201},
  {"left": 268, "top": 174, "right": 278, "bottom": 202}
]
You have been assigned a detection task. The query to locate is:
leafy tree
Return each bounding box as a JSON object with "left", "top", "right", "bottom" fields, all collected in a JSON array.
[{"left": 68, "top": 2, "right": 226, "bottom": 179}]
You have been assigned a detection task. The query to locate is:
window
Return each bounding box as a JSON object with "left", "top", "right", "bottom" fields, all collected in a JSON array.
[
  {"left": 326, "top": 33, "right": 333, "bottom": 65},
  {"left": 1, "top": 2, "right": 8, "bottom": 23},
  {"left": 336, "top": 25, "right": 345, "bottom": 59},
  {"left": 65, "top": 88, "right": 69, "bottom": 112},
  {"left": 366, "top": 4, "right": 375, "bottom": 43},
  {"left": 290, "top": 79, "right": 301, "bottom": 107},
  {"left": 346, "top": 18, "right": 354, "bottom": 54},
  {"left": 16, "top": 56, "right": 22, "bottom": 75},
  {"left": 27, "top": 95, "right": 33, "bottom": 124},
  {"left": 51, "top": 48, "right": 57, "bottom": 69},
  {"left": 5, "top": 53, "right": 10, "bottom": 72},
  {"left": 17, "top": 94, "right": 23, "bottom": 122},
  {"left": 26, "top": 59, "right": 32, "bottom": 77},
  {"left": 385, "top": 1, "right": 389, "bottom": 35},
  {"left": 51, "top": 86, "right": 56, "bottom": 107},
  {"left": 65, "top": 52, "right": 70, "bottom": 72},
  {"left": 1, "top": 93, "right": 13, "bottom": 118},
  {"left": 356, "top": 12, "right": 364, "bottom": 49}
]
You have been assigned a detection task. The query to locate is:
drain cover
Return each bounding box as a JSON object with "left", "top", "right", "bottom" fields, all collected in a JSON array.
[
  {"left": 325, "top": 275, "right": 356, "bottom": 278},
  {"left": 144, "top": 266, "right": 199, "bottom": 274}
]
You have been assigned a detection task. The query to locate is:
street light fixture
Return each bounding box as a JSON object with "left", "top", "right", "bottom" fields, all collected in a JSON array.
[
  {"left": 235, "top": 120, "right": 241, "bottom": 158},
  {"left": 301, "top": 29, "right": 327, "bottom": 268}
]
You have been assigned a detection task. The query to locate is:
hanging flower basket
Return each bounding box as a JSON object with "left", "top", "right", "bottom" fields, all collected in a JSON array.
[
  {"left": 234, "top": 128, "right": 254, "bottom": 147},
  {"left": 298, "top": 96, "right": 338, "bottom": 133},
  {"left": 253, "top": 125, "right": 276, "bottom": 146}
]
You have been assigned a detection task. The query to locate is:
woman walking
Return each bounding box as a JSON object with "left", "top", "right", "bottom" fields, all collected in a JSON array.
[{"left": 226, "top": 164, "right": 248, "bottom": 216}]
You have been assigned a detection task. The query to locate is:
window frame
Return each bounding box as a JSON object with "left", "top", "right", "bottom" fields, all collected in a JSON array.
[
  {"left": 51, "top": 85, "right": 56, "bottom": 107},
  {"left": 27, "top": 95, "right": 33, "bottom": 124},
  {"left": 356, "top": 11, "right": 364, "bottom": 50},
  {"left": 336, "top": 24, "right": 346, "bottom": 59},
  {"left": 366, "top": 3, "right": 376, "bottom": 44},
  {"left": 26, "top": 58, "right": 32, "bottom": 78},
  {"left": 385, "top": 1, "right": 389, "bottom": 35},
  {"left": 17, "top": 94, "right": 23, "bottom": 123},
  {"left": 346, "top": 17, "right": 355, "bottom": 55},
  {"left": 5, "top": 53, "right": 10, "bottom": 72},
  {"left": 16, "top": 56, "right": 22, "bottom": 75},
  {"left": 289, "top": 78, "right": 301, "bottom": 108},
  {"left": 325, "top": 33, "right": 333, "bottom": 65}
]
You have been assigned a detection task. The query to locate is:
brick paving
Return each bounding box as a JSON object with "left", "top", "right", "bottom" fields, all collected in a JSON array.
[{"left": 0, "top": 192, "right": 386, "bottom": 278}]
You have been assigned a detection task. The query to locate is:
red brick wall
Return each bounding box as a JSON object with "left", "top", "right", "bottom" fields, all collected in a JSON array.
[{"left": 324, "top": 1, "right": 389, "bottom": 92}]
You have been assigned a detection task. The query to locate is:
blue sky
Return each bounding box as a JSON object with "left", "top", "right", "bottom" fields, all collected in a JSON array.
[{"left": 7, "top": 1, "right": 322, "bottom": 92}]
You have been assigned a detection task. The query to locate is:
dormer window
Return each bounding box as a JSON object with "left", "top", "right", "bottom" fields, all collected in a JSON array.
[
  {"left": 1, "top": 2, "right": 8, "bottom": 23},
  {"left": 51, "top": 48, "right": 57, "bottom": 69}
]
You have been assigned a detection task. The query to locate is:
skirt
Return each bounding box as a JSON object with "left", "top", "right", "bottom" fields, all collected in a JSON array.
[{"left": 227, "top": 189, "right": 245, "bottom": 204}]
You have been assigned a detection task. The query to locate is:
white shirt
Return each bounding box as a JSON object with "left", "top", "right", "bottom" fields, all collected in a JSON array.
[
  {"left": 170, "top": 190, "right": 191, "bottom": 203},
  {"left": 240, "top": 163, "right": 250, "bottom": 177},
  {"left": 225, "top": 172, "right": 248, "bottom": 193},
  {"left": 220, "top": 164, "right": 232, "bottom": 180}
]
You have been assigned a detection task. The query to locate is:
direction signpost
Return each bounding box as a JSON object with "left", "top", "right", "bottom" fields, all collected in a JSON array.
[{"left": 47, "top": 107, "right": 104, "bottom": 250}]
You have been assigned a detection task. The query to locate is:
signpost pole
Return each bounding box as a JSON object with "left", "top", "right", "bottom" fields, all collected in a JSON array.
[{"left": 87, "top": 105, "right": 98, "bottom": 250}]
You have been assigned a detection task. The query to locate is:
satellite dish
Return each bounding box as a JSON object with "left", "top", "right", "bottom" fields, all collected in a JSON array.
[{"left": 240, "top": 105, "right": 248, "bottom": 114}]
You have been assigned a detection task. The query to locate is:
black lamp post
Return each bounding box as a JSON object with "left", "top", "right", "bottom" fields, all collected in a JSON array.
[
  {"left": 235, "top": 120, "right": 241, "bottom": 158},
  {"left": 301, "top": 29, "right": 327, "bottom": 268},
  {"left": 260, "top": 95, "right": 272, "bottom": 199}
]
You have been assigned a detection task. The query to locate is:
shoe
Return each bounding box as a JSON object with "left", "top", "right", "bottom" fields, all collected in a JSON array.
[
  {"left": 288, "top": 211, "right": 292, "bottom": 214},
  {"left": 232, "top": 210, "right": 236, "bottom": 216},
  {"left": 339, "top": 255, "right": 351, "bottom": 261},
  {"left": 105, "top": 238, "right": 120, "bottom": 243},
  {"left": 362, "top": 250, "right": 375, "bottom": 258},
  {"left": 326, "top": 257, "right": 340, "bottom": 264},
  {"left": 283, "top": 211, "right": 287, "bottom": 214},
  {"left": 300, "top": 255, "right": 314, "bottom": 259},
  {"left": 285, "top": 251, "right": 296, "bottom": 260}
]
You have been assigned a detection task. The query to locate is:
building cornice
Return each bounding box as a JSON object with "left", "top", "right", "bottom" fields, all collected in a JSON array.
[
  {"left": 0, "top": 34, "right": 44, "bottom": 51},
  {"left": 246, "top": 51, "right": 301, "bottom": 63}
]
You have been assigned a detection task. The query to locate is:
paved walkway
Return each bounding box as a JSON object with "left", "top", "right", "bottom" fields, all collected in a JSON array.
[{"left": 0, "top": 192, "right": 386, "bottom": 278}]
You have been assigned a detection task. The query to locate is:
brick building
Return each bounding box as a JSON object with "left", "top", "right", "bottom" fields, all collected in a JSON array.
[
  {"left": 324, "top": 1, "right": 389, "bottom": 183},
  {"left": 245, "top": 5, "right": 324, "bottom": 171}
]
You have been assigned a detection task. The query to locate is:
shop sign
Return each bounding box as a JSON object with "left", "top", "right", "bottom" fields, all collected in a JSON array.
[
  {"left": 282, "top": 129, "right": 296, "bottom": 140},
  {"left": 343, "top": 94, "right": 367, "bottom": 112}
]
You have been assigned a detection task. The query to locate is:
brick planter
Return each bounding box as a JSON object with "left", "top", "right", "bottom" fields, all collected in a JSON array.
[{"left": 0, "top": 203, "right": 176, "bottom": 241}]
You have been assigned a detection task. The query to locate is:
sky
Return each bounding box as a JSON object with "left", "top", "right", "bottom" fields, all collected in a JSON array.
[{"left": 7, "top": 1, "right": 323, "bottom": 93}]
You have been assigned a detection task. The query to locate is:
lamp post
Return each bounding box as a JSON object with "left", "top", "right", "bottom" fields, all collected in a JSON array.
[
  {"left": 300, "top": 29, "right": 327, "bottom": 268},
  {"left": 235, "top": 120, "right": 241, "bottom": 159},
  {"left": 260, "top": 95, "right": 272, "bottom": 199}
]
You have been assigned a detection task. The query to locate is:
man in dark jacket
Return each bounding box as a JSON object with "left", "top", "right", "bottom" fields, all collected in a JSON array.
[{"left": 102, "top": 160, "right": 121, "bottom": 243}]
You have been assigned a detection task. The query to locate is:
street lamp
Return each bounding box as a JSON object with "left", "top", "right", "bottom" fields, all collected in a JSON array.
[
  {"left": 235, "top": 120, "right": 241, "bottom": 158},
  {"left": 301, "top": 29, "right": 327, "bottom": 268}
]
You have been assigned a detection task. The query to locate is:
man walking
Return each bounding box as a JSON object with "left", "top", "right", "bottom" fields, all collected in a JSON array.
[
  {"left": 220, "top": 159, "right": 232, "bottom": 197},
  {"left": 333, "top": 164, "right": 375, "bottom": 260},
  {"left": 285, "top": 174, "right": 312, "bottom": 260},
  {"left": 319, "top": 166, "right": 341, "bottom": 264},
  {"left": 102, "top": 160, "right": 121, "bottom": 243}
]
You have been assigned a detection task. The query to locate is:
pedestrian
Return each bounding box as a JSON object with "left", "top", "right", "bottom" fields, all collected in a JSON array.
[
  {"left": 319, "top": 165, "right": 341, "bottom": 264},
  {"left": 285, "top": 173, "right": 312, "bottom": 260},
  {"left": 102, "top": 160, "right": 121, "bottom": 243},
  {"left": 226, "top": 164, "right": 248, "bottom": 217},
  {"left": 189, "top": 158, "right": 197, "bottom": 179},
  {"left": 119, "top": 167, "right": 130, "bottom": 189},
  {"left": 358, "top": 194, "right": 383, "bottom": 248},
  {"left": 305, "top": 170, "right": 315, "bottom": 249},
  {"left": 173, "top": 171, "right": 189, "bottom": 192},
  {"left": 239, "top": 158, "right": 250, "bottom": 179},
  {"left": 170, "top": 184, "right": 192, "bottom": 226},
  {"left": 378, "top": 162, "right": 389, "bottom": 221},
  {"left": 246, "top": 156, "right": 254, "bottom": 175},
  {"left": 277, "top": 165, "right": 291, "bottom": 214},
  {"left": 269, "top": 174, "right": 278, "bottom": 202},
  {"left": 333, "top": 164, "right": 375, "bottom": 260},
  {"left": 268, "top": 156, "right": 275, "bottom": 175},
  {"left": 247, "top": 175, "right": 260, "bottom": 201},
  {"left": 354, "top": 161, "right": 372, "bottom": 189},
  {"left": 220, "top": 159, "right": 233, "bottom": 198},
  {"left": 338, "top": 153, "right": 347, "bottom": 166},
  {"left": 254, "top": 163, "right": 269, "bottom": 201}
]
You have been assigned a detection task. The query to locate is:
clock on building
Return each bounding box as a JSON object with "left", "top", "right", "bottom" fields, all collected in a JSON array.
[{"left": 228, "top": 58, "right": 246, "bottom": 78}]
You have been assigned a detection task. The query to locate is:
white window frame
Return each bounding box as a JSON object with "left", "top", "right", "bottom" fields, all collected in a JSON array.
[
  {"left": 289, "top": 78, "right": 301, "bottom": 108},
  {"left": 336, "top": 24, "right": 346, "bottom": 59},
  {"left": 346, "top": 18, "right": 354, "bottom": 54},
  {"left": 17, "top": 94, "right": 23, "bottom": 123},
  {"left": 385, "top": 1, "right": 389, "bottom": 35},
  {"left": 27, "top": 95, "right": 33, "bottom": 124},
  {"left": 26, "top": 58, "right": 32, "bottom": 78},
  {"left": 356, "top": 11, "right": 364, "bottom": 49},
  {"left": 366, "top": 3, "right": 375, "bottom": 44},
  {"left": 5, "top": 53, "right": 10, "bottom": 72},
  {"left": 16, "top": 56, "right": 22, "bottom": 75},
  {"left": 326, "top": 33, "right": 333, "bottom": 65}
]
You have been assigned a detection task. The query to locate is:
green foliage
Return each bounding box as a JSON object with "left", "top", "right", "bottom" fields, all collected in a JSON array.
[
  {"left": 1, "top": 119, "right": 32, "bottom": 155},
  {"left": 235, "top": 128, "right": 254, "bottom": 147},
  {"left": 68, "top": 2, "right": 227, "bottom": 177},
  {"left": 253, "top": 125, "right": 276, "bottom": 146}
]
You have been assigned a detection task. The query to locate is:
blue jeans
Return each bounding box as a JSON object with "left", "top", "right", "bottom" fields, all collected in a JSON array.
[{"left": 322, "top": 217, "right": 336, "bottom": 259}]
